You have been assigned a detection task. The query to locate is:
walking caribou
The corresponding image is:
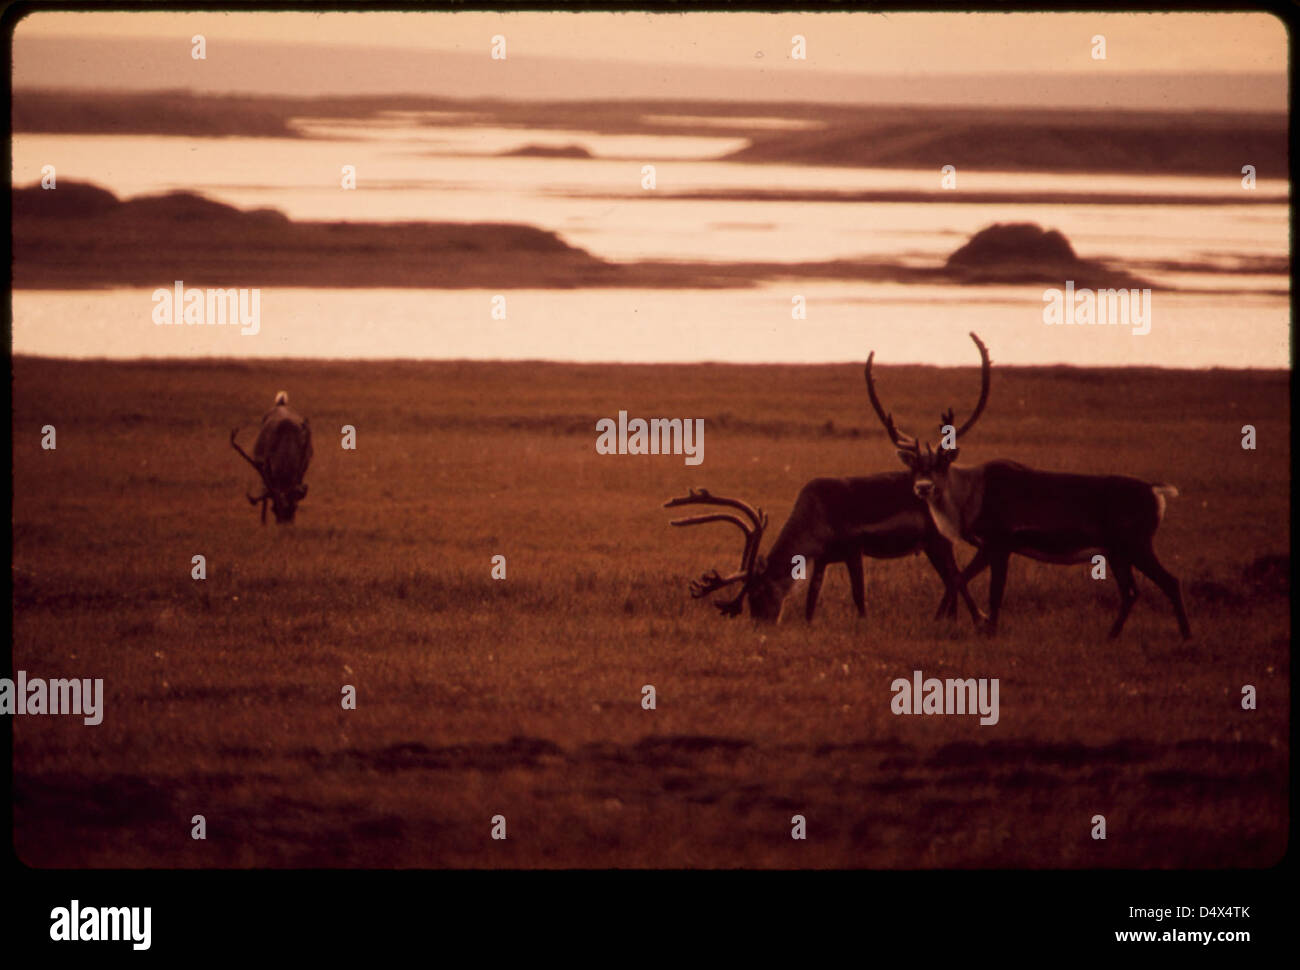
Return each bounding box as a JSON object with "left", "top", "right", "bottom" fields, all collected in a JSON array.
[
  {"left": 230, "top": 391, "right": 313, "bottom": 525},
  {"left": 864, "top": 332, "right": 1191, "bottom": 639},
  {"left": 664, "top": 477, "right": 987, "bottom": 626}
]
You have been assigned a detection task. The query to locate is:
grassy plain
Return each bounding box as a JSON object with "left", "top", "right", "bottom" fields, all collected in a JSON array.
[{"left": 10, "top": 357, "right": 1289, "bottom": 868}]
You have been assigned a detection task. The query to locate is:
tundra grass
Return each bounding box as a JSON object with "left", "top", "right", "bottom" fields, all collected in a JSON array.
[{"left": 11, "top": 357, "right": 1288, "bottom": 867}]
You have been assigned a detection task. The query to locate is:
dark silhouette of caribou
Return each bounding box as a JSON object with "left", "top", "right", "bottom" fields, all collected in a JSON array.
[{"left": 230, "top": 391, "right": 313, "bottom": 524}]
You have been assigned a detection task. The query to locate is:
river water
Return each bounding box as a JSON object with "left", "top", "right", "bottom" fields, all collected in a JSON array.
[{"left": 11, "top": 121, "right": 1289, "bottom": 367}]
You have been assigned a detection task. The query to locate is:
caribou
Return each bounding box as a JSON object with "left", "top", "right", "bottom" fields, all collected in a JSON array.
[
  {"left": 664, "top": 478, "right": 987, "bottom": 626},
  {"left": 865, "top": 332, "right": 1191, "bottom": 639},
  {"left": 230, "top": 391, "right": 313, "bottom": 525}
]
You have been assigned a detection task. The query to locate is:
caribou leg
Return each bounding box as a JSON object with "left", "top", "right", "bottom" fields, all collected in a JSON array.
[
  {"left": 1130, "top": 543, "right": 1192, "bottom": 639},
  {"left": 845, "top": 554, "right": 866, "bottom": 618},
  {"left": 1106, "top": 553, "right": 1139, "bottom": 639},
  {"left": 954, "top": 550, "right": 990, "bottom": 629},
  {"left": 984, "top": 546, "right": 1012, "bottom": 636},
  {"left": 805, "top": 559, "right": 827, "bottom": 622},
  {"left": 925, "top": 539, "right": 987, "bottom": 629}
]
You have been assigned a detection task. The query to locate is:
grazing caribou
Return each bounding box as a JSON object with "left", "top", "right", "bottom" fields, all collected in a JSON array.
[
  {"left": 865, "top": 332, "right": 1190, "bottom": 639},
  {"left": 230, "top": 391, "right": 313, "bottom": 525},
  {"left": 664, "top": 478, "right": 986, "bottom": 626}
]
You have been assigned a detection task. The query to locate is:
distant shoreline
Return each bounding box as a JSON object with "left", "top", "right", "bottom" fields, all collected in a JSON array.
[
  {"left": 12, "top": 89, "right": 1288, "bottom": 178},
  {"left": 10, "top": 353, "right": 1289, "bottom": 375},
  {"left": 561, "top": 188, "right": 1287, "bottom": 207},
  {"left": 15, "top": 181, "right": 1176, "bottom": 292}
]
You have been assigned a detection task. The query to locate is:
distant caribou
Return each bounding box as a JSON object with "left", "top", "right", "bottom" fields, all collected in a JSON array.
[
  {"left": 230, "top": 391, "right": 313, "bottom": 525},
  {"left": 664, "top": 478, "right": 986, "bottom": 626},
  {"left": 865, "top": 332, "right": 1191, "bottom": 639}
]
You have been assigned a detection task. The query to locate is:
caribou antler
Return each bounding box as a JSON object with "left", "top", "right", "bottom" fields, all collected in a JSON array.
[
  {"left": 230, "top": 427, "right": 266, "bottom": 476},
  {"left": 665, "top": 488, "right": 769, "bottom": 616},
  {"left": 664, "top": 487, "right": 766, "bottom": 532},
  {"left": 233, "top": 426, "right": 272, "bottom": 523},
  {"left": 246, "top": 489, "right": 269, "bottom": 524},
  {"left": 669, "top": 511, "right": 754, "bottom": 533},
  {"left": 867, "top": 333, "right": 990, "bottom": 450},
  {"left": 688, "top": 568, "right": 747, "bottom": 599},
  {"left": 952, "top": 332, "right": 991, "bottom": 441},
  {"left": 864, "top": 352, "right": 919, "bottom": 453},
  {"left": 666, "top": 489, "right": 767, "bottom": 575}
]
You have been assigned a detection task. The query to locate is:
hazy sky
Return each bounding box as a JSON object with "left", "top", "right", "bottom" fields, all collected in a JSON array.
[
  {"left": 13, "top": 11, "right": 1287, "bottom": 108},
  {"left": 16, "top": 11, "right": 1286, "bottom": 71}
]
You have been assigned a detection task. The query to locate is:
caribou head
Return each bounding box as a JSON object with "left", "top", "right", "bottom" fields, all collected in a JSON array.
[
  {"left": 231, "top": 391, "right": 313, "bottom": 525},
  {"left": 663, "top": 488, "right": 783, "bottom": 621}
]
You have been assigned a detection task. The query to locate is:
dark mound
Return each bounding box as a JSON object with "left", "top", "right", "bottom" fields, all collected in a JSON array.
[
  {"left": 946, "top": 223, "right": 1077, "bottom": 268},
  {"left": 13, "top": 181, "right": 289, "bottom": 227},
  {"left": 723, "top": 111, "right": 1288, "bottom": 178},
  {"left": 500, "top": 143, "right": 593, "bottom": 158},
  {"left": 943, "top": 222, "right": 1148, "bottom": 288},
  {"left": 119, "top": 191, "right": 254, "bottom": 223},
  {"left": 11, "top": 181, "right": 120, "bottom": 219},
  {"left": 11, "top": 179, "right": 611, "bottom": 289}
]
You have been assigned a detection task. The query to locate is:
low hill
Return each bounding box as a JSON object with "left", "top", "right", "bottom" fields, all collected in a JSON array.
[
  {"left": 942, "top": 223, "right": 1150, "bottom": 288},
  {"left": 11, "top": 181, "right": 614, "bottom": 290},
  {"left": 499, "top": 144, "right": 593, "bottom": 158},
  {"left": 724, "top": 112, "right": 1288, "bottom": 177}
]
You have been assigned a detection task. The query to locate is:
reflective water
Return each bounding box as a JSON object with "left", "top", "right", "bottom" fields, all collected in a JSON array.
[
  {"left": 10, "top": 126, "right": 1289, "bottom": 366},
  {"left": 12, "top": 284, "right": 1287, "bottom": 368}
]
